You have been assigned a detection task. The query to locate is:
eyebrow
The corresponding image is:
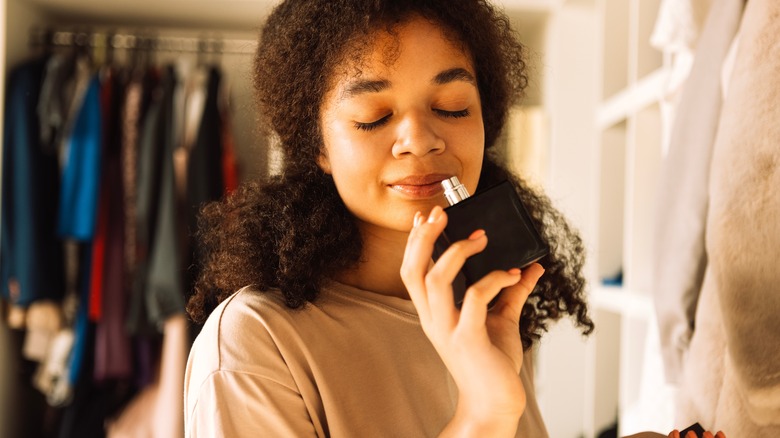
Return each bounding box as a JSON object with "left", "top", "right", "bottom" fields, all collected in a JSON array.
[
  {"left": 433, "top": 68, "right": 476, "bottom": 86},
  {"left": 340, "top": 67, "right": 476, "bottom": 99},
  {"left": 342, "top": 79, "right": 391, "bottom": 99}
]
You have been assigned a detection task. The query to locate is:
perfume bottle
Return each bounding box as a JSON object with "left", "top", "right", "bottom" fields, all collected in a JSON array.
[{"left": 432, "top": 176, "right": 549, "bottom": 308}]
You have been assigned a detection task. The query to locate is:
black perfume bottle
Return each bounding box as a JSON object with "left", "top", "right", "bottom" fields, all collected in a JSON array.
[{"left": 432, "top": 176, "right": 549, "bottom": 308}]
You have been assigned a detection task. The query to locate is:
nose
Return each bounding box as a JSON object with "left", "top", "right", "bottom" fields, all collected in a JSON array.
[{"left": 391, "top": 112, "right": 445, "bottom": 158}]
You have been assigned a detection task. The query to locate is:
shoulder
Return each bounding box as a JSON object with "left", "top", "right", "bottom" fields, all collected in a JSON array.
[
  {"left": 184, "top": 287, "right": 299, "bottom": 399},
  {"left": 187, "top": 287, "right": 293, "bottom": 376},
  {"left": 184, "top": 288, "right": 301, "bottom": 422},
  {"left": 184, "top": 288, "right": 325, "bottom": 436}
]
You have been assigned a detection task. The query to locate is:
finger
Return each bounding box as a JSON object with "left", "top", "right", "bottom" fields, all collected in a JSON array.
[
  {"left": 492, "top": 263, "right": 545, "bottom": 320},
  {"left": 459, "top": 269, "right": 522, "bottom": 332},
  {"left": 400, "top": 207, "right": 447, "bottom": 320},
  {"left": 668, "top": 430, "right": 680, "bottom": 438},
  {"left": 424, "top": 229, "right": 488, "bottom": 287},
  {"left": 423, "top": 229, "right": 488, "bottom": 330},
  {"left": 715, "top": 432, "right": 726, "bottom": 438},
  {"left": 702, "top": 432, "right": 714, "bottom": 438},
  {"left": 423, "top": 228, "right": 487, "bottom": 295},
  {"left": 686, "top": 432, "right": 698, "bottom": 438}
]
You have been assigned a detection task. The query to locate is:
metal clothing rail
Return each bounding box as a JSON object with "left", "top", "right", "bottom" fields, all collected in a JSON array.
[{"left": 29, "top": 28, "right": 257, "bottom": 55}]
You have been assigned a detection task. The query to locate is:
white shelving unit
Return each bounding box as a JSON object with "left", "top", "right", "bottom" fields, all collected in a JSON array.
[
  {"left": 521, "top": 0, "right": 678, "bottom": 436},
  {"left": 587, "top": 0, "right": 675, "bottom": 435}
]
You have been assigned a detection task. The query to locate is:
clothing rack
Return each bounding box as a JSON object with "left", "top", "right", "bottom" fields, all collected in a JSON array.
[{"left": 28, "top": 27, "right": 257, "bottom": 55}]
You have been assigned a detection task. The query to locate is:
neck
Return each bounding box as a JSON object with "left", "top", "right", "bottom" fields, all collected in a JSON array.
[{"left": 334, "top": 221, "right": 411, "bottom": 299}]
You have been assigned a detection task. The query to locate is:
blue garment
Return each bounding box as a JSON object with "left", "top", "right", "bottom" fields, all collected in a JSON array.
[
  {"left": 1, "top": 56, "right": 65, "bottom": 306},
  {"left": 57, "top": 75, "right": 102, "bottom": 241}
]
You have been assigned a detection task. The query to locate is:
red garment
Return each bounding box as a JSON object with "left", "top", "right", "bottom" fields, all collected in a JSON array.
[
  {"left": 88, "top": 72, "right": 114, "bottom": 322},
  {"left": 88, "top": 185, "right": 108, "bottom": 322},
  {"left": 220, "top": 109, "right": 239, "bottom": 194}
]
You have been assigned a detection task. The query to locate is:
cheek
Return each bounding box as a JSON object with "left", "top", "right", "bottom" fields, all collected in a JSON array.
[
  {"left": 323, "top": 128, "right": 391, "bottom": 202},
  {"left": 326, "top": 117, "right": 396, "bottom": 164},
  {"left": 326, "top": 127, "right": 370, "bottom": 174},
  {"left": 464, "top": 149, "right": 484, "bottom": 193},
  {"left": 456, "top": 122, "right": 485, "bottom": 193}
]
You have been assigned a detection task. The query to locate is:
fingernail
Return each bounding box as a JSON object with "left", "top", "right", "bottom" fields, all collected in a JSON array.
[
  {"left": 508, "top": 268, "right": 521, "bottom": 275},
  {"left": 468, "top": 229, "right": 485, "bottom": 240},
  {"left": 715, "top": 432, "right": 725, "bottom": 438},
  {"left": 427, "top": 206, "right": 443, "bottom": 223},
  {"left": 413, "top": 211, "right": 422, "bottom": 228}
]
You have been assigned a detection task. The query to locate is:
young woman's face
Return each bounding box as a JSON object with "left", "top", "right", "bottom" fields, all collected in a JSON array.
[{"left": 318, "top": 17, "right": 484, "bottom": 234}]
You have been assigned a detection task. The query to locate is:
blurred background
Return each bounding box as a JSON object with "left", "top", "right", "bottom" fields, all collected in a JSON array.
[{"left": 0, "top": 0, "right": 730, "bottom": 437}]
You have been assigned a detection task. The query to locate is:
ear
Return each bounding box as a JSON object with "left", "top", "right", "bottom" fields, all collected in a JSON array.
[{"left": 317, "top": 150, "right": 332, "bottom": 174}]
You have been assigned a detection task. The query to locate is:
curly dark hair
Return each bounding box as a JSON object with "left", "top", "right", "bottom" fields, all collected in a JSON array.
[{"left": 187, "top": 0, "right": 594, "bottom": 348}]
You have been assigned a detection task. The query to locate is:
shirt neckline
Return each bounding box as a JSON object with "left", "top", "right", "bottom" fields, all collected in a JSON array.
[{"left": 322, "top": 279, "right": 419, "bottom": 319}]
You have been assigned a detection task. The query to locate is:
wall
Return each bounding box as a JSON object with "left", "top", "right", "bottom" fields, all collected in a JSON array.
[{"left": 536, "top": 1, "right": 600, "bottom": 437}]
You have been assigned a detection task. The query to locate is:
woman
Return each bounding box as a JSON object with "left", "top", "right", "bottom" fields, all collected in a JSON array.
[{"left": 184, "top": 0, "right": 594, "bottom": 436}]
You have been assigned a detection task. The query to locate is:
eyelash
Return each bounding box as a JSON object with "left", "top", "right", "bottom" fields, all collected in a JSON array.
[
  {"left": 354, "top": 115, "right": 391, "bottom": 132},
  {"left": 354, "top": 108, "right": 471, "bottom": 132},
  {"left": 435, "top": 108, "right": 470, "bottom": 119}
]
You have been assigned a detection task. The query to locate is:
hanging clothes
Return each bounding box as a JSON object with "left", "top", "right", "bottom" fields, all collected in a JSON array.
[
  {"left": 2, "top": 32, "right": 243, "bottom": 437},
  {"left": 674, "top": 0, "right": 780, "bottom": 434},
  {"left": 128, "top": 65, "right": 185, "bottom": 336},
  {"left": 187, "top": 66, "right": 225, "bottom": 219},
  {"left": 650, "top": 0, "right": 715, "bottom": 155},
  {"left": 122, "top": 73, "right": 143, "bottom": 301},
  {"left": 183, "top": 66, "right": 226, "bottom": 294},
  {"left": 145, "top": 65, "right": 187, "bottom": 329},
  {"left": 652, "top": 0, "right": 745, "bottom": 385},
  {"left": 57, "top": 74, "right": 103, "bottom": 241},
  {"left": 92, "top": 68, "right": 134, "bottom": 383},
  {"left": 219, "top": 77, "right": 239, "bottom": 195},
  {"left": 173, "top": 61, "right": 206, "bottom": 267},
  {"left": 1, "top": 55, "right": 65, "bottom": 307},
  {"left": 38, "top": 53, "right": 75, "bottom": 154},
  {"left": 37, "top": 53, "right": 95, "bottom": 159}
]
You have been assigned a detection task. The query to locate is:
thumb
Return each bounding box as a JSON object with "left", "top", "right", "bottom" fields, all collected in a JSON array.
[{"left": 493, "top": 263, "right": 544, "bottom": 320}]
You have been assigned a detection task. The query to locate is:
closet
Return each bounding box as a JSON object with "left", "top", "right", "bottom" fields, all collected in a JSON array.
[{"left": 0, "top": 1, "right": 271, "bottom": 437}]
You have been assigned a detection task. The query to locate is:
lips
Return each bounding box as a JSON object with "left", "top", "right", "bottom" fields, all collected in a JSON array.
[{"left": 388, "top": 173, "right": 452, "bottom": 198}]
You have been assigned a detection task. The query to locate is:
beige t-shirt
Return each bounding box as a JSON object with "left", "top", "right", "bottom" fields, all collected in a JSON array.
[{"left": 184, "top": 282, "right": 549, "bottom": 437}]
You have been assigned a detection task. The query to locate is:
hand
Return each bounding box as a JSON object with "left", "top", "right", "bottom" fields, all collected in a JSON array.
[{"left": 400, "top": 206, "right": 545, "bottom": 434}]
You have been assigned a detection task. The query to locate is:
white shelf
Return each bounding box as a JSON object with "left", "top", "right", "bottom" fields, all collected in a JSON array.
[
  {"left": 596, "top": 66, "right": 672, "bottom": 129},
  {"left": 591, "top": 286, "right": 653, "bottom": 320}
]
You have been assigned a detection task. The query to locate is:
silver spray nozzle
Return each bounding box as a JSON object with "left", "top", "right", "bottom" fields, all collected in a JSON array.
[{"left": 441, "top": 176, "right": 471, "bottom": 206}]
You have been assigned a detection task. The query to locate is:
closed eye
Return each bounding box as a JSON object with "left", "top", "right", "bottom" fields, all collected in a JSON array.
[
  {"left": 354, "top": 114, "right": 391, "bottom": 131},
  {"left": 354, "top": 108, "right": 470, "bottom": 131},
  {"left": 435, "top": 108, "right": 470, "bottom": 119}
]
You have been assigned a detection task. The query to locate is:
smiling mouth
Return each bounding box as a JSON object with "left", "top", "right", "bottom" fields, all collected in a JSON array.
[{"left": 389, "top": 174, "right": 451, "bottom": 198}]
